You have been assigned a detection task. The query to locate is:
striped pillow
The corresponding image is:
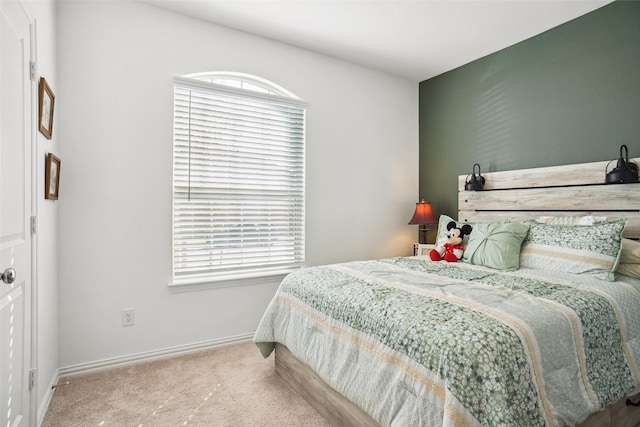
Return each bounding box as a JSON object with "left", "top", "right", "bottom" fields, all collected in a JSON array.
[{"left": 520, "top": 219, "right": 626, "bottom": 281}]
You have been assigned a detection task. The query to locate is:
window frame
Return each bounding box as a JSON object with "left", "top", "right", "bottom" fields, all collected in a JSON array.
[{"left": 169, "top": 73, "right": 307, "bottom": 292}]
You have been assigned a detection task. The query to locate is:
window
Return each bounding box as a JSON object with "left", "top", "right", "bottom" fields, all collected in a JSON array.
[{"left": 172, "top": 72, "right": 306, "bottom": 286}]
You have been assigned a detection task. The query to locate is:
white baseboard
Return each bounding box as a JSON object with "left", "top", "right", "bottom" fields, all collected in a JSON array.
[
  {"left": 38, "top": 368, "right": 60, "bottom": 427},
  {"left": 57, "top": 332, "right": 255, "bottom": 378}
]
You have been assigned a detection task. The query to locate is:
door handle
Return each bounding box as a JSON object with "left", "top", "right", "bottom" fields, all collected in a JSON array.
[{"left": 1, "top": 268, "right": 16, "bottom": 284}]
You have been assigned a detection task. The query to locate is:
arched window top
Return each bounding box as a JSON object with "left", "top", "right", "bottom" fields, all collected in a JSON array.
[{"left": 184, "top": 71, "right": 300, "bottom": 100}]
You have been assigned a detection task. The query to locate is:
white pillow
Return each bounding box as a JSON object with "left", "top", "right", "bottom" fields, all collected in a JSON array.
[
  {"left": 620, "top": 238, "right": 640, "bottom": 264},
  {"left": 536, "top": 216, "right": 607, "bottom": 226},
  {"left": 617, "top": 263, "right": 640, "bottom": 280}
]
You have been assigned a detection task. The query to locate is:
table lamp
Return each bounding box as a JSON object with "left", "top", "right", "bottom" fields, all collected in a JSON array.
[{"left": 408, "top": 198, "right": 437, "bottom": 244}]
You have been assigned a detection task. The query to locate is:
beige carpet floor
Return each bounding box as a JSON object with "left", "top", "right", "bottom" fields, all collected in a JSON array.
[{"left": 43, "top": 341, "right": 332, "bottom": 426}]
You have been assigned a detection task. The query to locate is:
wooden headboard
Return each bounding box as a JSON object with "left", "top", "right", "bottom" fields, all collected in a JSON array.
[{"left": 457, "top": 158, "right": 640, "bottom": 238}]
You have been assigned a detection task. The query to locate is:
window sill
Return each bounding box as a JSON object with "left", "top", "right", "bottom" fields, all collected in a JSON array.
[{"left": 168, "top": 269, "right": 296, "bottom": 293}]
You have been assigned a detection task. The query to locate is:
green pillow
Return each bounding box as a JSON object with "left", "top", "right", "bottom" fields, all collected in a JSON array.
[{"left": 463, "top": 222, "right": 530, "bottom": 270}]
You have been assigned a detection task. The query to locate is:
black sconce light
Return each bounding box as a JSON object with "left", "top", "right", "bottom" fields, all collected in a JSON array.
[
  {"left": 465, "top": 163, "right": 485, "bottom": 191},
  {"left": 605, "top": 145, "right": 638, "bottom": 184}
]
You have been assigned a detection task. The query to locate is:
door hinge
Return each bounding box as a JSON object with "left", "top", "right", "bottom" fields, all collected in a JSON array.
[
  {"left": 29, "top": 369, "right": 36, "bottom": 390},
  {"left": 30, "top": 61, "right": 37, "bottom": 82},
  {"left": 31, "top": 216, "right": 37, "bottom": 235}
]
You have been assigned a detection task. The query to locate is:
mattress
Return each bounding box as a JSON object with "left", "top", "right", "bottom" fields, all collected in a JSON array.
[{"left": 254, "top": 257, "right": 640, "bottom": 426}]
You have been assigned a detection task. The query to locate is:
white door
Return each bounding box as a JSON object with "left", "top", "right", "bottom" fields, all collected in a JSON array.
[{"left": 1, "top": 0, "right": 33, "bottom": 426}]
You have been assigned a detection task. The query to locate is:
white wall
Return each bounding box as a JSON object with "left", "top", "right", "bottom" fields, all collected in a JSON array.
[
  {"left": 22, "top": 0, "right": 59, "bottom": 422},
  {"left": 56, "top": 0, "right": 418, "bottom": 368}
]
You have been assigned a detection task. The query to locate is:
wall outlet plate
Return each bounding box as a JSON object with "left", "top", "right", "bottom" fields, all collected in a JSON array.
[{"left": 122, "top": 308, "right": 135, "bottom": 326}]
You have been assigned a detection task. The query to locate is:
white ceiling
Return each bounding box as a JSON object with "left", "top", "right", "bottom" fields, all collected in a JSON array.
[{"left": 143, "top": 0, "right": 613, "bottom": 82}]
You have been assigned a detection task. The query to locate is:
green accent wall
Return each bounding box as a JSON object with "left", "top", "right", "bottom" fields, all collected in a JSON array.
[{"left": 418, "top": 0, "right": 640, "bottom": 242}]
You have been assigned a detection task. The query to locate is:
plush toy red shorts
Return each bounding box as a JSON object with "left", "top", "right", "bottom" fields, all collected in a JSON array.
[{"left": 429, "top": 243, "right": 464, "bottom": 263}]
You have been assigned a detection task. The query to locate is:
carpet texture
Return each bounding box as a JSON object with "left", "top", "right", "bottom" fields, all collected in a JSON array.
[{"left": 43, "top": 341, "right": 332, "bottom": 426}]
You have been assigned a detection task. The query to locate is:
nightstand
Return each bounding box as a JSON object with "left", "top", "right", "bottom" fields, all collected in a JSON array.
[{"left": 413, "top": 243, "right": 436, "bottom": 256}]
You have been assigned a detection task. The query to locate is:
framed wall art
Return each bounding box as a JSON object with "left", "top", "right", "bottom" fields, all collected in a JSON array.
[
  {"left": 39, "top": 77, "right": 55, "bottom": 139},
  {"left": 45, "top": 153, "right": 61, "bottom": 200}
]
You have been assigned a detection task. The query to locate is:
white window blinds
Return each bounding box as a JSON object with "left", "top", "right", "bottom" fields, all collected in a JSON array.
[{"left": 172, "top": 75, "right": 306, "bottom": 282}]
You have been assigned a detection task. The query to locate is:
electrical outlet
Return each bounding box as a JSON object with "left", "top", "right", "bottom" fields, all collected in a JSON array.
[{"left": 122, "top": 308, "right": 135, "bottom": 327}]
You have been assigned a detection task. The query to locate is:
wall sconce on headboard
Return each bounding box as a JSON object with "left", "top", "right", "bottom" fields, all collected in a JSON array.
[
  {"left": 605, "top": 145, "right": 638, "bottom": 184},
  {"left": 465, "top": 163, "right": 485, "bottom": 191}
]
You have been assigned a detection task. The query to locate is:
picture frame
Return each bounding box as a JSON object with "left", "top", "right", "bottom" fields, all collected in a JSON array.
[
  {"left": 413, "top": 243, "right": 436, "bottom": 256},
  {"left": 45, "top": 153, "right": 61, "bottom": 200},
  {"left": 38, "top": 77, "right": 55, "bottom": 139}
]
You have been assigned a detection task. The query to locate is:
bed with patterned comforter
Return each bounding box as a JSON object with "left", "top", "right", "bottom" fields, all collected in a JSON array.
[{"left": 254, "top": 257, "right": 640, "bottom": 426}]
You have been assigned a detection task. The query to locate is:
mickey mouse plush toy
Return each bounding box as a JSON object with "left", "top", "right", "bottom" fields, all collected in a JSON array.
[{"left": 429, "top": 221, "right": 472, "bottom": 263}]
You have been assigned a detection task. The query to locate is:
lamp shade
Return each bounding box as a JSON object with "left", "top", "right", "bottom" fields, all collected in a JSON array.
[{"left": 408, "top": 198, "right": 437, "bottom": 225}]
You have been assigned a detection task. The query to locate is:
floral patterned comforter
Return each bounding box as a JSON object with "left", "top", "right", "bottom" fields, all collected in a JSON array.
[{"left": 254, "top": 257, "right": 640, "bottom": 426}]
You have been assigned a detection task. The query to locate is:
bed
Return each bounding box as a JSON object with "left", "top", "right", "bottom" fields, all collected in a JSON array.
[{"left": 254, "top": 158, "right": 640, "bottom": 426}]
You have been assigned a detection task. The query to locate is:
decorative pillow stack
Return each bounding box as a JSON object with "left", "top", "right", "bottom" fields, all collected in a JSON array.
[
  {"left": 432, "top": 214, "right": 629, "bottom": 280},
  {"left": 519, "top": 219, "right": 626, "bottom": 281},
  {"left": 434, "top": 215, "right": 530, "bottom": 271}
]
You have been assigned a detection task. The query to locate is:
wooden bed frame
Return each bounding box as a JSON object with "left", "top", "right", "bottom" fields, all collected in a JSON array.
[{"left": 275, "top": 158, "right": 640, "bottom": 427}]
